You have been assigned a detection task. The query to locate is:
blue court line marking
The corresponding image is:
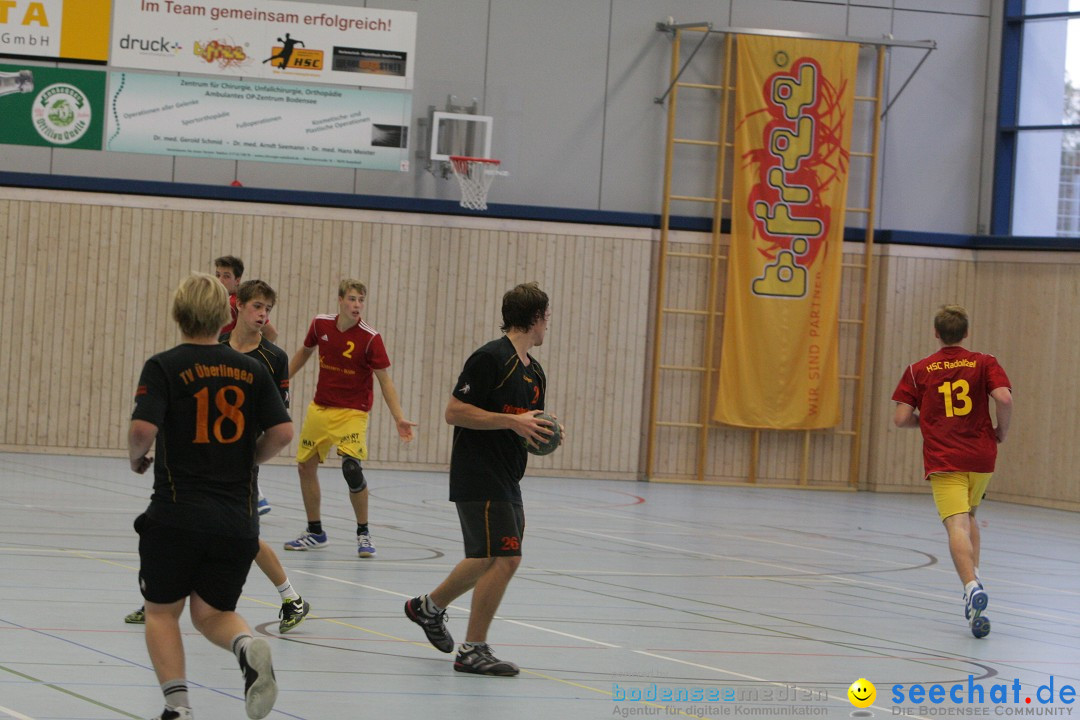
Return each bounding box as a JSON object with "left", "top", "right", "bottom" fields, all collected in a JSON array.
[{"left": 0, "top": 617, "right": 309, "bottom": 720}]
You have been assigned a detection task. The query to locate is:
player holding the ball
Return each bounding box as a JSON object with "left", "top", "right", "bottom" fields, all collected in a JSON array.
[{"left": 405, "top": 281, "right": 563, "bottom": 676}]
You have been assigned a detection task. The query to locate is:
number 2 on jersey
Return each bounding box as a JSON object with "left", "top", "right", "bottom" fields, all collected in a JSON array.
[
  {"left": 193, "top": 385, "right": 246, "bottom": 443},
  {"left": 937, "top": 379, "right": 972, "bottom": 417}
]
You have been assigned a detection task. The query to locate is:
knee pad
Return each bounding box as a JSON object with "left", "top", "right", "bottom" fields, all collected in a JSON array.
[{"left": 343, "top": 457, "right": 366, "bottom": 493}]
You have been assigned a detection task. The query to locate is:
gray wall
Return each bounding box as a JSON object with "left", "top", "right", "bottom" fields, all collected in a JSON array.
[{"left": 0, "top": 0, "right": 997, "bottom": 235}]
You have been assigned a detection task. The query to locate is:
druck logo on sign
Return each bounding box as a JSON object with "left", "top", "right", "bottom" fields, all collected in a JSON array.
[{"left": 119, "top": 34, "right": 182, "bottom": 54}]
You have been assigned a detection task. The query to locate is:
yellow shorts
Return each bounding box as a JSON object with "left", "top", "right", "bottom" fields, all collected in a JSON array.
[
  {"left": 296, "top": 403, "right": 369, "bottom": 464},
  {"left": 929, "top": 471, "right": 993, "bottom": 521}
]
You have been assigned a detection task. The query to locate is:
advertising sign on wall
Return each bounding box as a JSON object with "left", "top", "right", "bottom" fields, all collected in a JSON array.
[
  {"left": 110, "top": 0, "right": 417, "bottom": 90},
  {"left": 0, "top": 63, "right": 105, "bottom": 149},
  {"left": 106, "top": 72, "right": 411, "bottom": 170},
  {"left": 714, "top": 36, "right": 858, "bottom": 430},
  {"left": 0, "top": 0, "right": 111, "bottom": 63}
]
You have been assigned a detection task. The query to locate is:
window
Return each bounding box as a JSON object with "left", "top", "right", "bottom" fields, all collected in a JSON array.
[{"left": 996, "top": 0, "right": 1080, "bottom": 236}]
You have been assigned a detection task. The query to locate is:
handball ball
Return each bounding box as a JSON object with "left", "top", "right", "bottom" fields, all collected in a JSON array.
[{"left": 526, "top": 412, "right": 562, "bottom": 456}]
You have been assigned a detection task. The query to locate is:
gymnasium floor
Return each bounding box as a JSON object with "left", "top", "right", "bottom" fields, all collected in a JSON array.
[{"left": 1, "top": 452, "right": 1077, "bottom": 720}]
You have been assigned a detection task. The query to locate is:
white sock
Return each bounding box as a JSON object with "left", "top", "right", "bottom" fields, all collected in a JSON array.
[
  {"left": 231, "top": 633, "right": 253, "bottom": 661},
  {"left": 964, "top": 580, "right": 980, "bottom": 597},
  {"left": 276, "top": 580, "right": 300, "bottom": 603},
  {"left": 974, "top": 566, "right": 980, "bottom": 583},
  {"left": 421, "top": 594, "right": 441, "bottom": 615}
]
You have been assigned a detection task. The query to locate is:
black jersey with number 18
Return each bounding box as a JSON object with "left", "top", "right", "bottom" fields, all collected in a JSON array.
[{"left": 132, "top": 343, "right": 290, "bottom": 537}]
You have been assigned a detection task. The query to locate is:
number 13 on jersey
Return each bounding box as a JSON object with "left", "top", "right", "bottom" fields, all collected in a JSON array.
[{"left": 938, "top": 379, "right": 972, "bottom": 417}]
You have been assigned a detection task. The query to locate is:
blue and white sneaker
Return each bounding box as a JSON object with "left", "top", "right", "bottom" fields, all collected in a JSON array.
[
  {"left": 964, "top": 585, "right": 988, "bottom": 621},
  {"left": 257, "top": 497, "right": 271, "bottom": 516},
  {"left": 283, "top": 530, "right": 328, "bottom": 551},
  {"left": 964, "top": 584, "right": 990, "bottom": 638},
  {"left": 357, "top": 531, "right": 376, "bottom": 558}
]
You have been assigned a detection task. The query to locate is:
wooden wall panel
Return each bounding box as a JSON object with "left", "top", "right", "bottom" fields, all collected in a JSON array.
[
  {"left": 1, "top": 189, "right": 1078, "bottom": 510},
  {"left": 0, "top": 191, "right": 654, "bottom": 482}
]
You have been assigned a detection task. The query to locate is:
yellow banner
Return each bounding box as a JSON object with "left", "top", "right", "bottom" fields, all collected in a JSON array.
[
  {"left": 0, "top": 0, "right": 110, "bottom": 63},
  {"left": 714, "top": 36, "right": 857, "bottom": 429}
]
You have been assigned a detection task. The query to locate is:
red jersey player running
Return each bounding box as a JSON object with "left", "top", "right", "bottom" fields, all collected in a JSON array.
[
  {"left": 284, "top": 279, "right": 416, "bottom": 557},
  {"left": 892, "top": 305, "right": 1012, "bottom": 638}
]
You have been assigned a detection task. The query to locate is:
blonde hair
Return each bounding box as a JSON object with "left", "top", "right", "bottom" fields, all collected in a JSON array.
[
  {"left": 934, "top": 304, "right": 969, "bottom": 345},
  {"left": 172, "top": 272, "right": 231, "bottom": 338},
  {"left": 338, "top": 279, "right": 367, "bottom": 298}
]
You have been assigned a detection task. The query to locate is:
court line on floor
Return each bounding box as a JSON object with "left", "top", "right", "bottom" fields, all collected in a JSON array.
[
  {"left": 566, "top": 528, "right": 1080, "bottom": 623},
  {"left": 0, "top": 705, "right": 36, "bottom": 720},
  {"left": 0, "top": 661, "right": 141, "bottom": 719}
]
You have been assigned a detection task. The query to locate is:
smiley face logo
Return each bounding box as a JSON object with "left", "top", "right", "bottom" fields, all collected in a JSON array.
[{"left": 847, "top": 678, "right": 876, "bottom": 708}]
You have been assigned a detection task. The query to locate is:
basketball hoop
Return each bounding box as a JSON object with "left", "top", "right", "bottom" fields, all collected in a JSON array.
[{"left": 449, "top": 155, "right": 506, "bottom": 211}]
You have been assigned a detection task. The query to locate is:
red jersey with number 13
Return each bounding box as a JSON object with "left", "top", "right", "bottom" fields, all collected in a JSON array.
[
  {"left": 892, "top": 345, "right": 1011, "bottom": 478},
  {"left": 303, "top": 314, "right": 390, "bottom": 412}
]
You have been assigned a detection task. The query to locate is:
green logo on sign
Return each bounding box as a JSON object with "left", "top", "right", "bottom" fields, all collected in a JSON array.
[{"left": 33, "top": 83, "right": 92, "bottom": 145}]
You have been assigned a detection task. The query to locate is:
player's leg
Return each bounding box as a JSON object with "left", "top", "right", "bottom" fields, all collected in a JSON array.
[
  {"left": 145, "top": 599, "right": 187, "bottom": 683},
  {"left": 932, "top": 472, "right": 989, "bottom": 637},
  {"left": 254, "top": 465, "right": 270, "bottom": 516},
  {"left": 455, "top": 502, "right": 524, "bottom": 675},
  {"left": 253, "top": 540, "right": 310, "bottom": 633},
  {"left": 942, "top": 512, "right": 977, "bottom": 584},
  {"left": 285, "top": 405, "right": 330, "bottom": 551},
  {"left": 967, "top": 473, "right": 992, "bottom": 580},
  {"left": 137, "top": 513, "right": 197, "bottom": 716},
  {"left": 191, "top": 536, "right": 277, "bottom": 719},
  {"left": 336, "top": 409, "right": 374, "bottom": 557},
  {"left": 463, "top": 556, "right": 521, "bottom": 644}
]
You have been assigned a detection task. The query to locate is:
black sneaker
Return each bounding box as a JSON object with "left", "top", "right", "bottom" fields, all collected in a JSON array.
[
  {"left": 453, "top": 643, "right": 520, "bottom": 676},
  {"left": 238, "top": 638, "right": 277, "bottom": 719},
  {"left": 404, "top": 596, "right": 454, "bottom": 653},
  {"left": 151, "top": 707, "right": 193, "bottom": 720},
  {"left": 279, "top": 597, "right": 310, "bottom": 633}
]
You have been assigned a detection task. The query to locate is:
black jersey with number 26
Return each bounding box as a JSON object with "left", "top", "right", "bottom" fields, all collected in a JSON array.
[
  {"left": 449, "top": 336, "right": 546, "bottom": 503},
  {"left": 132, "top": 343, "right": 291, "bottom": 538}
]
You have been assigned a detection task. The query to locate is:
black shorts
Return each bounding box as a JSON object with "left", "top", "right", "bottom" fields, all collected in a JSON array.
[
  {"left": 456, "top": 501, "right": 525, "bottom": 558},
  {"left": 135, "top": 513, "right": 258, "bottom": 611}
]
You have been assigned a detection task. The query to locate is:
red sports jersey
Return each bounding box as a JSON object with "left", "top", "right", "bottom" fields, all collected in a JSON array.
[
  {"left": 218, "top": 294, "right": 239, "bottom": 338},
  {"left": 303, "top": 314, "right": 390, "bottom": 411},
  {"left": 892, "top": 345, "right": 1011, "bottom": 478}
]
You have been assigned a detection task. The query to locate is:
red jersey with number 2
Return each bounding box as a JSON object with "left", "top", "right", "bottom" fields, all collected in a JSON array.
[
  {"left": 303, "top": 314, "right": 390, "bottom": 412},
  {"left": 892, "top": 345, "right": 1011, "bottom": 478}
]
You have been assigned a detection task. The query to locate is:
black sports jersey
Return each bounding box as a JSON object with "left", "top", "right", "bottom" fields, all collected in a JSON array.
[
  {"left": 220, "top": 333, "right": 291, "bottom": 408},
  {"left": 132, "top": 343, "right": 291, "bottom": 537},
  {"left": 449, "top": 336, "right": 546, "bottom": 503}
]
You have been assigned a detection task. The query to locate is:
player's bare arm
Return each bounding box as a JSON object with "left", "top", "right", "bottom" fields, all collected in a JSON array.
[
  {"left": 373, "top": 368, "right": 417, "bottom": 442},
  {"left": 262, "top": 320, "right": 279, "bottom": 343},
  {"left": 990, "top": 387, "right": 1013, "bottom": 443},
  {"left": 288, "top": 344, "right": 315, "bottom": 378},
  {"left": 893, "top": 402, "right": 919, "bottom": 429},
  {"left": 128, "top": 419, "right": 158, "bottom": 473},
  {"left": 445, "top": 396, "right": 552, "bottom": 443},
  {"left": 255, "top": 421, "right": 294, "bottom": 464}
]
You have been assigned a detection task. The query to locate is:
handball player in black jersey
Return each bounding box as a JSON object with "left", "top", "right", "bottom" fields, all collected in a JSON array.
[
  {"left": 405, "top": 282, "right": 563, "bottom": 676},
  {"left": 129, "top": 273, "right": 292, "bottom": 720}
]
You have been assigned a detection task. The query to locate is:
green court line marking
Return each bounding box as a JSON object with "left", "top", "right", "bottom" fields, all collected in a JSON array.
[{"left": 0, "top": 663, "right": 142, "bottom": 719}]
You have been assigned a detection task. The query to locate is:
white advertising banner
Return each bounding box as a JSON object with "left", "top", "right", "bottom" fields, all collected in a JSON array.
[
  {"left": 110, "top": 0, "right": 416, "bottom": 90},
  {"left": 106, "top": 72, "right": 411, "bottom": 170}
]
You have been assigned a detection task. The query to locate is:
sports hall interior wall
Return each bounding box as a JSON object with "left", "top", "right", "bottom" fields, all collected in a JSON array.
[
  {"left": 1, "top": 0, "right": 998, "bottom": 236},
  {"left": 2, "top": 189, "right": 1078, "bottom": 513}
]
